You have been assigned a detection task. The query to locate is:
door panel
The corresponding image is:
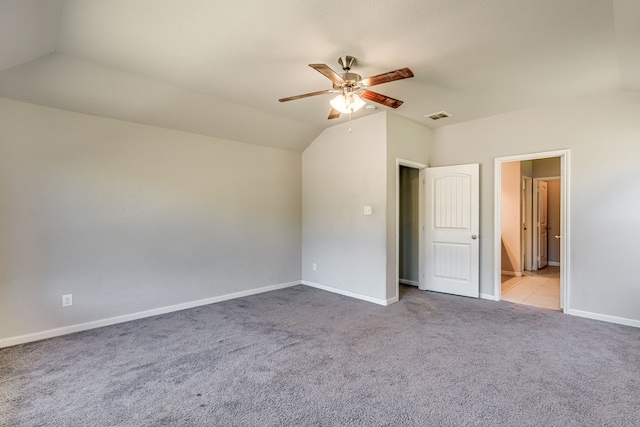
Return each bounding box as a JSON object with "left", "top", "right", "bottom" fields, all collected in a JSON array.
[
  {"left": 522, "top": 176, "right": 533, "bottom": 271},
  {"left": 421, "top": 164, "right": 479, "bottom": 298},
  {"left": 538, "top": 181, "right": 548, "bottom": 269}
]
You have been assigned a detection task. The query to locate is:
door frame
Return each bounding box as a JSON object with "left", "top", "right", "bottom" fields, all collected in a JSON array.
[
  {"left": 395, "top": 158, "right": 427, "bottom": 301},
  {"left": 534, "top": 179, "right": 549, "bottom": 269},
  {"left": 521, "top": 176, "right": 533, "bottom": 271},
  {"left": 493, "top": 149, "right": 571, "bottom": 312},
  {"left": 532, "top": 176, "right": 559, "bottom": 270}
]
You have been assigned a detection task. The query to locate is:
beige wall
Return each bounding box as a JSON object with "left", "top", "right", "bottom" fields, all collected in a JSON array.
[
  {"left": 385, "top": 113, "right": 431, "bottom": 298},
  {"left": 301, "top": 113, "right": 389, "bottom": 301},
  {"left": 302, "top": 112, "right": 430, "bottom": 303},
  {"left": 432, "top": 90, "right": 640, "bottom": 323},
  {"left": 501, "top": 161, "right": 521, "bottom": 274},
  {"left": 0, "top": 98, "right": 302, "bottom": 342},
  {"left": 4, "top": 88, "right": 639, "bottom": 343},
  {"left": 533, "top": 157, "right": 561, "bottom": 178}
]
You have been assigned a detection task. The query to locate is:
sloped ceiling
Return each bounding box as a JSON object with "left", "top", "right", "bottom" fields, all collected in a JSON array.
[{"left": 0, "top": 0, "right": 638, "bottom": 151}]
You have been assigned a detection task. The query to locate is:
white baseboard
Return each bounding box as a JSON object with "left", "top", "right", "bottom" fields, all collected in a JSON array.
[
  {"left": 10, "top": 280, "right": 635, "bottom": 349},
  {"left": 301, "top": 280, "right": 392, "bottom": 306},
  {"left": 0, "top": 281, "right": 301, "bottom": 349},
  {"left": 386, "top": 295, "right": 399, "bottom": 305},
  {"left": 399, "top": 279, "right": 419, "bottom": 287},
  {"left": 548, "top": 261, "right": 560, "bottom": 266},
  {"left": 480, "top": 293, "right": 498, "bottom": 301},
  {"left": 566, "top": 309, "right": 640, "bottom": 328},
  {"left": 501, "top": 270, "right": 522, "bottom": 277}
]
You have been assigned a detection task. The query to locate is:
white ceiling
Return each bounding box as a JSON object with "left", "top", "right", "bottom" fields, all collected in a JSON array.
[{"left": 1, "top": 0, "right": 639, "bottom": 151}]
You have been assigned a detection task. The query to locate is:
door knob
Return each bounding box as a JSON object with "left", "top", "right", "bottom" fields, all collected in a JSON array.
[
  {"left": 555, "top": 235, "right": 561, "bottom": 239},
  {"left": 471, "top": 234, "right": 477, "bottom": 239}
]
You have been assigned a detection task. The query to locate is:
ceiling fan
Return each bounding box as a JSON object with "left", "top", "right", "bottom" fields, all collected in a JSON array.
[{"left": 278, "top": 56, "right": 414, "bottom": 120}]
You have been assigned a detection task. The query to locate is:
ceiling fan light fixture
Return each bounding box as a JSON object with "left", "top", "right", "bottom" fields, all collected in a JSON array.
[
  {"left": 330, "top": 92, "right": 366, "bottom": 114},
  {"left": 279, "top": 57, "right": 414, "bottom": 120}
]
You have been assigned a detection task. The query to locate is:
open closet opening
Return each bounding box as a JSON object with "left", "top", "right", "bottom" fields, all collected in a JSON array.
[{"left": 399, "top": 165, "right": 420, "bottom": 288}]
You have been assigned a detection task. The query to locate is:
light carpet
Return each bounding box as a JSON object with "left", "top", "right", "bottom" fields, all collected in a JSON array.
[{"left": 1, "top": 285, "right": 639, "bottom": 426}]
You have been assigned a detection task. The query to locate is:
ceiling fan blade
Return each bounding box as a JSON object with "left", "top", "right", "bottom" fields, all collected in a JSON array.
[
  {"left": 328, "top": 108, "right": 341, "bottom": 120},
  {"left": 360, "top": 90, "right": 404, "bottom": 109},
  {"left": 309, "top": 64, "right": 345, "bottom": 84},
  {"left": 279, "top": 89, "right": 333, "bottom": 102},
  {"left": 361, "top": 67, "right": 414, "bottom": 87}
]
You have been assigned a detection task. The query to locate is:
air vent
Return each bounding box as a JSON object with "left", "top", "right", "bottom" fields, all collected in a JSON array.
[{"left": 425, "top": 111, "right": 451, "bottom": 121}]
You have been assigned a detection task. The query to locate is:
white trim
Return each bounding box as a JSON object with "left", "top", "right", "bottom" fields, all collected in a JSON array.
[
  {"left": 386, "top": 296, "right": 400, "bottom": 305},
  {"left": 418, "top": 169, "right": 426, "bottom": 291},
  {"left": 302, "top": 280, "right": 393, "bottom": 306},
  {"left": 494, "top": 149, "right": 570, "bottom": 312},
  {"left": 399, "top": 279, "right": 419, "bottom": 286},
  {"left": 397, "top": 158, "right": 428, "bottom": 170},
  {"left": 548, "top": 261, "right": 560, "bottom": 267},
  {"left": 521, "top": 176, "right": 533, "bottom": 271},
  {"left": 0, "top": 281, "right": 300, "bottom": 349},
  {"left": 492, "top": 150, "right": 570, "bottom": 163},
  {"left": 562, "top": 151, "right": 571, "bottom": 310},
  {"left": 395, "top": 158, "right": 428, "bottom": 303},
  {"left": 532, "top": 176, "right": 560, "bottom": 270},
  {"left": 567, "top": 309, "right": 640, "bottom": 329},
  {"left": 480, "top": 293, "right": 496, "bottom": 301},
  {"left": 501, "top": 270, "right": 523, "bottom": 277}
]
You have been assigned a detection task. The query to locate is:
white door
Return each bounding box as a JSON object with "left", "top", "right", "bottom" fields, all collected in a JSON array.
[
  {"left": 537, "top": 181, "right": 548, "bottom": 269},
  {"left": 420, "top": 163, "right": 479, "bottom": 298},
  {"left": 522, "top": 176, "right": 533, "bottom": 271}
]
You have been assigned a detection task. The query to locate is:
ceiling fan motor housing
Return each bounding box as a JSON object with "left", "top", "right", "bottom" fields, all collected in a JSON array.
[
  {"left": 338, "top": 55, "right": 356, "bottom": 71},
  {"left": 278, "top": 54, "right": 413, "bottom": 118},
  {"left": 333, "top": 72, "right": 363, "bottom": 93},
  {"left": 337, "top": 56, "right": 361, "bottom": 91}
]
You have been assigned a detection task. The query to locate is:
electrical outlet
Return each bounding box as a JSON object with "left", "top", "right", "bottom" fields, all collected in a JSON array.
[
  {"left": 62, "top": 294, "right": 73, "bottom": 307},
  {"left": 312, "top": 263, "right": 317, "bottom": 271}
]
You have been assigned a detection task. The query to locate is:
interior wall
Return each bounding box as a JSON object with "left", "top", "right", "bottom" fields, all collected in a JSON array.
[
  {"left": 0, "top": 98, "right": 302, "bottom": 341},
  {"left": 399, "top": 166, "right": 420, "bottom": 284},
  {"left": 532, "top": 157, "right": 561, "bottom": 265},
  {"left": 501, "top": 161, "right": 522, "bottom": 274},
  {"left": 533, "top": 157, "right": 561, "bottom": 178},
  {"left": 385, "top": 112, "right": 431, "bottom": 299},
  {"left": 521, "top": 161, "right": 533, "bottom": 271},
  {"left": 431, "top": 90, "right": 640, "bottom": 323},
  {"left": 301, "top": 112, "right": 431, "bottom": 303},
  {"left": 521, "top": 161, "right": 533, "bottom": 178},
  {"left": 301, "top": 113, "right": 388, "bottom": 301},
  {"left": 546, "top": 179, "right": 561, "bottom": 264}
]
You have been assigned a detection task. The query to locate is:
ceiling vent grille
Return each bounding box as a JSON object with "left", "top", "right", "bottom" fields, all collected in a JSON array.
[{"left": 425, "top": 111, "right": 451, "bottom": 121}]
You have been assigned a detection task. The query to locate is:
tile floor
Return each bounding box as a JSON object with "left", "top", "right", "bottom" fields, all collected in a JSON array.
[{"left": 501, "top": 266, "right": 561, "bottom": 311}]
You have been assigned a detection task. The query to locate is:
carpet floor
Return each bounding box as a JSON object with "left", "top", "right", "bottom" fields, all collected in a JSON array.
[{"left": 1, "top": 285, "right": 639, "bottom": 426}]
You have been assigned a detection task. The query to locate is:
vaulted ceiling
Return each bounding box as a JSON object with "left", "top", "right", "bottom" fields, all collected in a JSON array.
[{"left": 1, "top": 0, "right": 639, "bottom": 151}]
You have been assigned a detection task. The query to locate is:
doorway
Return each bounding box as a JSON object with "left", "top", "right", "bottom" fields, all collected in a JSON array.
[
  {"left": 494, "top": 150, "right": 570, "bottom": 312},
  {"left": 395, "top": 159, "right": 426, "bottom": 300},
  {"left": 399, "top": 165, "right": 420, "bottom": 287}
]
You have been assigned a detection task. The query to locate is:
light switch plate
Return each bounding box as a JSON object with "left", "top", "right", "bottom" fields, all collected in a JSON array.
[{"left": 364, "top": 206, "right": 372, "bottom": 215}]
